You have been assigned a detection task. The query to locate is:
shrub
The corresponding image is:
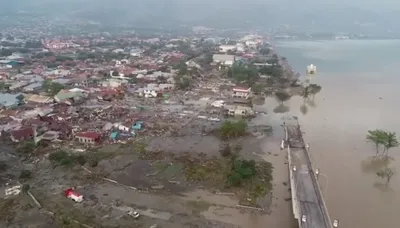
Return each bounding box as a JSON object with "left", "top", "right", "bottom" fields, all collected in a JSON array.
[
  {"left": 49, "top": 150, "right": 87, "bottom": 167},
  {"left": 19, "top": 170, "right": 32, "bottom": 179},
  {"left": 219, "top": 144, "right": 232, "bottom": 157},
  {"left": 219, "top": 120, "right": 248, "bottom": 139}
]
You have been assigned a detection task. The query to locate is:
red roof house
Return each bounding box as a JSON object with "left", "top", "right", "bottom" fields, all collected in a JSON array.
[
  {"left": 10, "top": 127, "right": 35, "bottom": 142},
  {"left": 75, "top": 131, "right": 101, "bottom": 144}
]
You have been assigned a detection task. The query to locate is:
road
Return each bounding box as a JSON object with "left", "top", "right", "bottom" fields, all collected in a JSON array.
[{"left": 287, "top": 125, "right": 332, "bottom": 228}]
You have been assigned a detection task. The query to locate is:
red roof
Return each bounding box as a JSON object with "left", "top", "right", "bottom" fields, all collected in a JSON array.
[
  {"left": 64, "top": 188, "right": 81, "bottom": 197},
  {"left": 75, "top": 131, "right": 100, "bottom": 139},
  {"left": 11, "top": 128, "right": 34, "bottom": 140}
]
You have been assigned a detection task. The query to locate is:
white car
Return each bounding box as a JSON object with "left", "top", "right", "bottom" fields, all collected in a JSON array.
[
  {"left": 301, "top": 215, "right": 306, "bottom": 223},
  {"left": 128, "top": 211, "right": 140, "bottom": 219},
  {"left": 292, "top": 166, "right": 297, "bottom": 172}
]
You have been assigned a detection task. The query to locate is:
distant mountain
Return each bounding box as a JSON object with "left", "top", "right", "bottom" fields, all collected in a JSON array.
[{"left": 0, "top": 0, "right": 399, "bottom": 35}]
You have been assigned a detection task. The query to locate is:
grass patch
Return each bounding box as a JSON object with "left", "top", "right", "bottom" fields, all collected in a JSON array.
[
  {"left": 218, "top": 120, "right": 248, "bottom": 139},
  {"left": 186, "top": 200, "right": 211, "bottom": 214},
  {"left": 49, "top": 150, "right": 86, "bottom": 167},
  {"left": 184, "top": 159, "right": 227, "bottom": 183},
  {"left": 49, "top": 149, "right": 122, "bottom": 168}
]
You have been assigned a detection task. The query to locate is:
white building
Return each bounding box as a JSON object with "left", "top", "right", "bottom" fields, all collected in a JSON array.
[
  {"left": 212, "top": 54, "right": 236, "bottom": 66},
  {"left": 224, "top": 104, "right": 254, "bottom": 116},
  {"left": 232, "top": 86, "right": 251, "bottom": 99},
  {"left": 143, "top": 84, "right": 160, "bottom": 97},
  {"left": 219, "top": 45, "right": 236, "bottom": 53}
]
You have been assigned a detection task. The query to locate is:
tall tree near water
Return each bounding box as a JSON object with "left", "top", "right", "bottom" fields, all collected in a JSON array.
[
  {"left": 274, "top": 90, "right": 291, "bottom": 105},
  {"left": 382, "top": 131, "right": 399, "bottom": 157},
  {"left": 366, "top": 130, "right": 399, "bottom": 158}
]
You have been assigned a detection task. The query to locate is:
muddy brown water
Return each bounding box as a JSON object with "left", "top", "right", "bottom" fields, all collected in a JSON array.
[{"left": 258, "top": 73, "right": 400, "bottom": 228}]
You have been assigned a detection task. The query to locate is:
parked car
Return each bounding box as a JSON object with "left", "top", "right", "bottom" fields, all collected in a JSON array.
[
  {"left": 128, "top": 210, "right": 140, "bottom": 219},
  {"left": 64, "top": 188, "right": 83, "bottom": 202}
]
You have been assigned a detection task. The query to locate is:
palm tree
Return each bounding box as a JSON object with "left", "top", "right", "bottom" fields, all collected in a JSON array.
[
  {"left": 366, "top": 129, "right": 386, "bottom": 156},
  {"left": 382, "top": 131, "right": 399, "bottom": 157}
]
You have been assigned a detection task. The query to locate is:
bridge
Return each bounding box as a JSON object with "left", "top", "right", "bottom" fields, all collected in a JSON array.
[{"left": 285, "top": 120, "right": 335, "bottom": 228}]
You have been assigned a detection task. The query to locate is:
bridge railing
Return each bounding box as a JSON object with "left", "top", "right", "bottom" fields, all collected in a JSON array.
[
  {"left": 285, "top": 126, "right": 302, "bottom": 227},
  {"left": 295, "top": 120, "right": 333, "bottom": 228}
]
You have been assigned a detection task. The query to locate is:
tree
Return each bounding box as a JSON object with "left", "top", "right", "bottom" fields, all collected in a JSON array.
[
  {"left": 175, "top": 60, "right": 188, "bottom": 76},
  {"left": 258, "top": 65, "right": 283, "bottom": 78},
  {"left": 0, "top": 48, "right": 12, "bottom": 56},
  {"left": 251, "top": 83, "right": 263, "bottom": 95},
  {"left": 228, "top": 63, "right": 259, "bottom": 84},
  {"left": 307, "top": 84, "right": 322, "bottom": 99},
  {"left": 0, "top": 81, "right": 10, "bottom": 91},
  {"left": 302, "top": 87, "right": 310, "bottom": 103},
  {"left": 366, "top": 130, "right": 399, "bottom": 157},
  {"left": 227, "top": 159, "right": 257, "bottom": 187},
  {"left": 259, "top": 48, "right": 270, "bottom": 55},
  {"left": 16, "top": 94, "right": 24, "bottom": 105},
  {"left": 366, "top": 129, "right": 387, "bottom": 156},
  {"left": 274, "top": 90, "right": 291, "bottom": 104},
  {"left": 219, "top": 120, "right": 248, "bottom": 139},
  {"left": 174, "top": 75, "right": 191, "bottom": 90},
  {"left": 377, "top": 167, "right": 395, "bottom": 184},
  {"left": 382, "top": 131, "right": 399, "bottom": 157},
  {"left": 25, "top": 41, "right": 43, "bottom": 48},
  {"left": 42, "top": 80, "right": 64, "bottom": 96}
]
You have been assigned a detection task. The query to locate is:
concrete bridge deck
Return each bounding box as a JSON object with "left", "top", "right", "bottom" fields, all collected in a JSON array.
[{"left": 286, "top": 123, "right": 333, "bottom": 228}]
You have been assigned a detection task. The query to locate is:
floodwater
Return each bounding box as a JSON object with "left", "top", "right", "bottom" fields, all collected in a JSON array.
[{"left": 272, "top": 39, "right": 400, "bottom": 228}]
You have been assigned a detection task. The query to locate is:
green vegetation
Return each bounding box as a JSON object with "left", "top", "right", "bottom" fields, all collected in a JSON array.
[
  {"left": 42, "top": 80, "right": 65, "bottom": 96},
  {"left": 306, "top": 84, "right": 322, "bottom": 99},
  {"left": 185, "top": 159, "right": 225, "bottom": 182},
  {"left": 227, "top": 159, "right": 256, "bottom": 186},
  {"left": 258, "top": 65, "right": 283, "bottom": 78},
  {"left": 366, "top": 130, "right": 399, "bottom": 158},
  {"left": 227, "top": 63, "right": 259, "bottom": 85},
  {"left": 0, "top": 48, "right": 12, "bottom": 56},
  {"left": 55, "top": 55, "right": 73, "bottom": 62},
  {"left": 174, "top": 75, "right": 192, "bottom": 90},
  {"left": 274, "top": 90, "right": 291, "bottom": 104},
  {"left": 175, "top": 60, "right": 188, "bottom": 76},
  {"left": 17, "top": 140, "right": 37, "bottom": 154},
  {"left": 49, "top": 151, "right": 86, "bottom": 167},
  {"left": 186, "top": 200, "right": 211, "bottom": 214},
  {"left": 0, "top": 81, "right": 10, "bottom": 91},
  {"left": 377, "top": 167, "right": 395, "bottom": 184},
  {"left": 219, "top": 120, "right": 248, "bottom": 139},
  {"left": 251, "top": 83, "right": 264, "bottom": 95}
]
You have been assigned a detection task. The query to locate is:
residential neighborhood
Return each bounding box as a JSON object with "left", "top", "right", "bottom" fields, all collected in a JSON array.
[{"left": 0, "top": 29, "right": 300, "bottom": 228}]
